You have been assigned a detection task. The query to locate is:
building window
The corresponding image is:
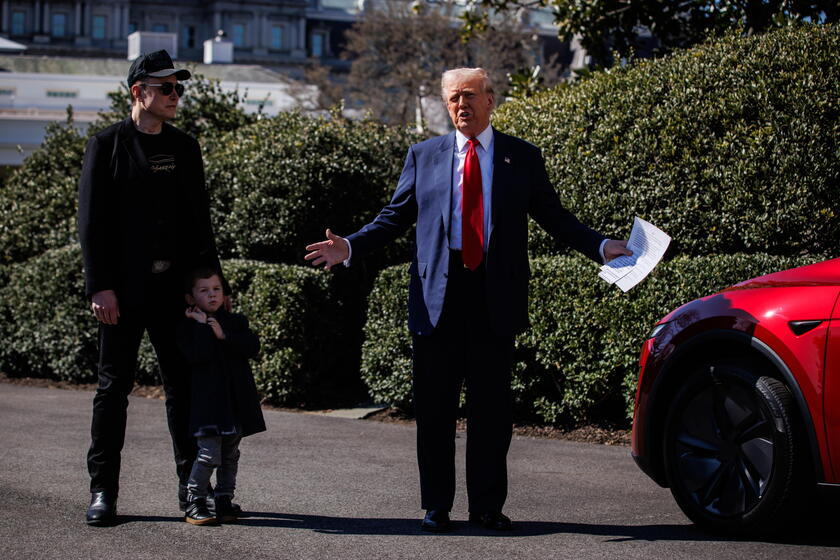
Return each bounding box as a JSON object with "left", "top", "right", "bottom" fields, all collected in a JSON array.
[
  {"left": 310, "top": 31, "right": 326, "bottom": 57},
  {"left": 232, "top": 23, "right": 245, "bottom": 47},
  {"left": 11, "top": 11, "right": 25, "bottom": 35},
  {"left": 52, "top": 13, "right": 68, "bottom": 37},
  {"left": 152, "top": 23, "right": 168, "bottom": 33},
  {"left": 0, "top": 88, "right": 15, "bottom": 96},
  {"left": 92, "top": 15, "right": 107, "bottom": 39},
  {"left": 47, "top": 90, "right": 78, "bottom": 98},
  {"left": 270, "top": 25, "right": 284, "bottom": 49},
  {"left": 182, "top": 25, "right": 196, "bottom": 49},
  {"left": 128, "top": 22, "right": 137, "bottom": 34}
]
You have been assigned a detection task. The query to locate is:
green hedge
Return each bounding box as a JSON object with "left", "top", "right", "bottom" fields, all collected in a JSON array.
[
  {"left": 205, "top": 110, "right": 421, "bottom": 268},
  {"left": 0, "top": 246, "right": 356, "bottom": 407},
  {"left": 0, "top": 117, "right": 86, "bottom": 264},
  {"left": 493, "top": 25, "right": 839, "bottom": 259},
  {"left": 360, "top": 253, "right": 824, "bottom": 424}
]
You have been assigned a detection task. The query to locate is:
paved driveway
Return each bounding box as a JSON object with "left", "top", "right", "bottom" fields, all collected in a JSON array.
[{"left": 1, "top": 383, "right": 837, "bottom": 559}]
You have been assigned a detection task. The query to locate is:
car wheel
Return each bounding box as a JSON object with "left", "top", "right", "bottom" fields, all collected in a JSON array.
[{"left": 663, "top": 362, "right": 802, "bottom": 535}]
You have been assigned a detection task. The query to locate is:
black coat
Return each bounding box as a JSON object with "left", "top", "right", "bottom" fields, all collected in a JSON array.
[
  {"left": 176, "top": 310, "right": 266, "bottom": 438},
  {"left": 77, "top": 117, "right": 226, "bottom": 305}
]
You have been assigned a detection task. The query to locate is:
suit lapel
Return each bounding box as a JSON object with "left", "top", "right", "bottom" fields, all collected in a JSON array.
[
  {"left": 434, "top": 132, "right": 455, "bottom": 241},
  {"left": 490, "top": 128, "right": 512, "bottom": 244},
  {"left": 119, "top": 117, "right": 153, "bottom": 180}
]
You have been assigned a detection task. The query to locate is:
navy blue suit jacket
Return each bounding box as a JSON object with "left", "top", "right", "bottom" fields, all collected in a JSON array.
[{"left": 347, "top": 128, "right": 605, "bottom": 337}]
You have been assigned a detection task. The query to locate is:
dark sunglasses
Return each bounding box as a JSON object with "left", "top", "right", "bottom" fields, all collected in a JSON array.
[{"left": 141, "top": 82, "right": 185, "bottom": 97}]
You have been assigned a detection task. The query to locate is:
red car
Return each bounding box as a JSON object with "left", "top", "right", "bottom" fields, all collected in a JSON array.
[{"left": 632, "top": 257, "right": 840, "bottom": 534}]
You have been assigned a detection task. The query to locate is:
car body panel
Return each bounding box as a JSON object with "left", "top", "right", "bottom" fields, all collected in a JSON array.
[
  {"left": 823, "top": 293, "right": 840, "bottom": 481},
  {"left": 632, "top": 257, "right": 840, "bottom": 488}
]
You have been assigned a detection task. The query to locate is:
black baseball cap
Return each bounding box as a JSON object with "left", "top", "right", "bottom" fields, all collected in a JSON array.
[{"left": 127, "top": 50, "right": 191, "bottom": 88}]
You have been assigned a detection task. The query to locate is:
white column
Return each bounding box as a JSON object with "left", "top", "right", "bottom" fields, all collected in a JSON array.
[
  {"left": 2, "top": 1, "right": 9, "bottom": 34},
  {"left": 213, "top": 11, "right": 221, "bottom": 34},
  {"left": 74, "top": 1, "right": 81, "bottom": 35},
  {"left": 122, "top": 3, "right": 129, "bottom": 37},
  {"left": 298, "top": 17, "right": 305, "bottom": 51},
  {"left": 42, "top": 1, "right": 49, "bottom": 33},
  {"left": 111, "top": 3, "right": 119, "bottom": 39},
  {"left": 34, "top": 1, "right": 41, "bottom": 33}
]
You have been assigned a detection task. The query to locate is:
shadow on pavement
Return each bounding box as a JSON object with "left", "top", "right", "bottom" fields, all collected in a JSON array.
[{"left": 106, "top": 511, "right": 839, "bottom": 546}]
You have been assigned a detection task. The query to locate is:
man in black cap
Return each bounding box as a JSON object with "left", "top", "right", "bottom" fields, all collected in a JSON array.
[{"left": 79, "top": 49, "right": 230, "bottom": 525}]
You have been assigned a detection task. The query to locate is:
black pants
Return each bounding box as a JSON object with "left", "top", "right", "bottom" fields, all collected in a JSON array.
[
  {"left": 87, "top": 271, "right": 195, "bottom": 494},
  {"left": 412, "top": 253, "right": 515, "bottom": 513}
]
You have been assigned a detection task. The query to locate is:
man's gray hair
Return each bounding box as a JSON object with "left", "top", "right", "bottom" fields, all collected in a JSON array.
[{"left": 440, "top": 68, "right": 494, "bottom": 101}]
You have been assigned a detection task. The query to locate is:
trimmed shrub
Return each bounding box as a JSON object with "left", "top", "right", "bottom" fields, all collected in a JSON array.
[
  {"left": 493, "top": 25, "right": 840, "bottom": 259},
  {"left": 0, "top": 245, "right": 99, "bottom": 380},
  {"left": 0, "top": 115, "right": 86, "bottom": 264},
  {"left": 204, "top": 110, "right": 421, "bottom": 268},
  {"left": 360, "top": 253, "right": 824, "bottom": 424},
  {"left": 0, "top": 246, "right": 353, "bottom": 407}
]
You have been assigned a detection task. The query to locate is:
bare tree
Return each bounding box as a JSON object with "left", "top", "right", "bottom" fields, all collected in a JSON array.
[{"left": 343, "top": 0, "right": 543, "bottom": 131}]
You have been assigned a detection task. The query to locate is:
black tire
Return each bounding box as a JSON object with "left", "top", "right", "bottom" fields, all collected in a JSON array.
[{"left": 663, "top": 361, "right": 802, "bottom": 535}]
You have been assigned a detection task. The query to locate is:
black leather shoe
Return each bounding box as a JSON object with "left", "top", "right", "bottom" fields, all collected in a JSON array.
[
  {"left": 178, "top": 484, "right": 188, "bottom": 511},
  {"left": 213, "top": 495, "right": 240, "bottom": 523},
  {"left": 180, "top": 483, "right": 218, "bottom": 512},
  {"left": 185, "top": 496, "right": 218, "bottom": 526},
  {"left": 86, "top": 491, "right": 117, "bottom": 526},
  {"left": 469, "top": 511, "right": 513, "bottom": 531},
  {"left": 420, "top": 510, "right": 452, "bottom": 533}
]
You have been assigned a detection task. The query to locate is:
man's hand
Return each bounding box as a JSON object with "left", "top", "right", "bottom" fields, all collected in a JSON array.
[
  {"left": 304, "top": 229, "right": 350, "bottom": 270},
  {"left": 206, "top": 317, "right": 225, "bottom": 340},
  {"left": 185, "top": 306, "right": 208, "bottom": 324},
  {"left": 91, "top": 290, "right": 119, "bottom": 325},
  {"left": 603, "top": 239, "right": 633, "bottom": 263}
]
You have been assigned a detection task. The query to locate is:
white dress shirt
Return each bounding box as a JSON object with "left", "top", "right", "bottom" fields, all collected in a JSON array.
[{"left": 450, "top": 126, "right": 494, "bottom": 251}]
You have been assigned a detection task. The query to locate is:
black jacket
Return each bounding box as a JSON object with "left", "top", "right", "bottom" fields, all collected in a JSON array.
[
  {"left": 77, "top": 117, "right": 225, "bottom": 305},
  {"left": 176, "top": 309, "right": 266, "bottom": 438}
]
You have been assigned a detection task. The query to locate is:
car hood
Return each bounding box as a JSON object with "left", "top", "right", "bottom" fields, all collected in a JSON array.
[{"left": 724, "top": 257, "right": 840, "bottom": 291}]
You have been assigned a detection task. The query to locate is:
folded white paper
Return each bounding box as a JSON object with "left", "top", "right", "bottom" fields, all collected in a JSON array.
[{"left": 599, "top": 217, "right": 670, "bottom": 292}]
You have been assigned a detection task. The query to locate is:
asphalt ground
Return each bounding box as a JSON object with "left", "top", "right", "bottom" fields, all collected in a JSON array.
[{"left": 1, "top": 383, "right": 837, "bottom": 559}]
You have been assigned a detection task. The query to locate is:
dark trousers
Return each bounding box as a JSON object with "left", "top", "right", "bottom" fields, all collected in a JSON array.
[
  {"left": 87, "top": 271, "right": 196, "bottom": 494},
  {"left": 412, "top": 253, "right": 515, "bottom": 513}
]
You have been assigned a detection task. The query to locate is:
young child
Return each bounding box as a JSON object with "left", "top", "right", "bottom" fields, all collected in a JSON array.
[{"left": 177, "top": 267, "right": 266, "bottom": 525}]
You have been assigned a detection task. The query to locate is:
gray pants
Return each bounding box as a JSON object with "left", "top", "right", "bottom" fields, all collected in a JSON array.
[{"left": 186, "top": 434, "right": 242, "bottom": 498}]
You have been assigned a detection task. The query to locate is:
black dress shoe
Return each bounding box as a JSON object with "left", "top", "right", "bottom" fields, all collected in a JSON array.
[
  {"left": 469, "top": 511, "right": 513, "bottom": 531},
  {"left": 86, "top": 491, "right": 117, "bottom": 526},
  {"left": 213, "top": 495, "right": 240, "bottom": 523},
  {"left": 185, "top": 496, "right": 218, "bottom": 526},
  {"left": 420, "top": 509, "right": 452, "bottom": 533},
  {"left": 180, "top": 483, "right": 219, "bottom": 512}
]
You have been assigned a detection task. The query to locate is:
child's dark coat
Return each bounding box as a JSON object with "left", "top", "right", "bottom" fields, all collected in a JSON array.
[{"left": 176, "top": 309, "right": 266, "bottom": 437}]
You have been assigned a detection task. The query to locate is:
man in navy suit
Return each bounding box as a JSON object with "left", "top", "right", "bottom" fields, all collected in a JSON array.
[{"left": 306, "top": 67, "right": 630, "bottom": 532}]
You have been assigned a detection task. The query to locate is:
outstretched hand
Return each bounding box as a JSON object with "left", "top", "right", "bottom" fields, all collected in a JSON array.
[
  {"left": 603, "top": 239, "right": 633, "bottom": 263},
  {"left": 304, "top": 229, "right": 350, "bottom": 270}
]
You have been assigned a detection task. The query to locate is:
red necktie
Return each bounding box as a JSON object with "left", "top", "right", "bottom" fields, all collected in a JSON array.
[{"left": 462, "top": 138, "right": 484, "bottom": 270}]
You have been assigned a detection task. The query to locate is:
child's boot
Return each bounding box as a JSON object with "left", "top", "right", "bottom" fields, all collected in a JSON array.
[
  {"left": 214, "top": 495, "right": 239, "bottom": 523},
  {"left": 185, "top": 495, "right": 217, "bottom": 525}
]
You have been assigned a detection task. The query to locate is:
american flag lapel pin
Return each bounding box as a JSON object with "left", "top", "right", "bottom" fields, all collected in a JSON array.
[{"left": 504, "top": 156, "right": 511, "bottom": 164}]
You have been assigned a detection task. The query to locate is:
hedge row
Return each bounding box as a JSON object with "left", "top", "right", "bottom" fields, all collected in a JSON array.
[
  {"left": 204, "top": 110, "right": 420, "bottom": 269},
  {"left": 0, "top": 117, "right": 86, "bottom": 264},
  {"left": 494, "top": 24, "right": 839, "bottom": 259},
  {"left": 360, "top": 253, "right": 824, "bottom": 424},
  {"left": 0, "top": 246, "right": 358, "bottom": 407}
]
